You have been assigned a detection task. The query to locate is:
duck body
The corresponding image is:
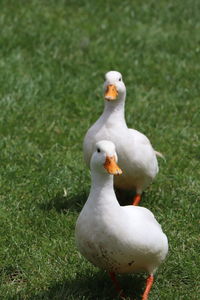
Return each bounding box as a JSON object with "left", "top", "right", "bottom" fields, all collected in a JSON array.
[
  {"left": 76, "top": 141, "right": 168, "bottom": 276},
  {"left": 76, "top": 177, "right": 167, "bottom": 275},
  {"left": 83, "top": 71, "right": 159, "bottom": 194},
  {"left": 83, "top": 99, "right": 158, "bottom": 193}
]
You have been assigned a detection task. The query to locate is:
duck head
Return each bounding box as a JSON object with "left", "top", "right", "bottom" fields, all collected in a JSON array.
[
  {"left": 104, "top": 71, "right": 126, "bottom": 101},
  {"left": 90, "top": 140, "right": 122, "bottom": 175}
]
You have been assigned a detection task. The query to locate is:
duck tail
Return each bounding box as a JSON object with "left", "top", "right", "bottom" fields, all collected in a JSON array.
[{"left": 155, "top": 150, "right": 166, "bottom": 161}]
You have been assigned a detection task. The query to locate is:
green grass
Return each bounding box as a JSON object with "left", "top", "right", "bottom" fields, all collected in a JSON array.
[{"left": 0, "top": 0, "right": 199, "bottom": 299}]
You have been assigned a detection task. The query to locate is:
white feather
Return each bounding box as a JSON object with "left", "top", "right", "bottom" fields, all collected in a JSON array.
[
  {"left": 83, "top": 71, "right": 161, "bottom": 194},
  {"left": 76, "top": 141, "right": 168, "bottom": 275}
]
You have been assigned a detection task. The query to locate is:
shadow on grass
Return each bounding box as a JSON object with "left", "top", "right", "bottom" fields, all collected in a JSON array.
[
  {"left": 115, "top": 189, "right": 152, "bottom": 208},
  {"left": 39, "top": 191, "right": 88, "bottom": 213},
  {"left": 115, "top": 188, "right": 136, "bottom": 206},
  {"left": 27, "top": 271, "right": 146, "bottom": 300},
  {"left": 39, "top": 189, "right": 149, "bottom": 214}
]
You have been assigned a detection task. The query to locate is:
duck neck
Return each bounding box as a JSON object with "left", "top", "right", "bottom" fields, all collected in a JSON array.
[
  {"left": 89, "top": 171, "right": 117, "bottom": 205},
  {"left": 102, "top": 95, "right": 126, "bottom": 124}
]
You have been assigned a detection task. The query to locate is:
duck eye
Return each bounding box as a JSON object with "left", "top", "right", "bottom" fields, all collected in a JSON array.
[
  {"left": 97, "top": 148, "right": 101, "bottom": 153},
  {"left": 119, "top": 78, "right": 122, "bottom": 81}
]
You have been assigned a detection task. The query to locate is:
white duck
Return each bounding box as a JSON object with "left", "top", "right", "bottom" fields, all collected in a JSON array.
[
  {"left": 76, "top": 140, "right": 168, "bottom": 300},
  {"left": 83, "top": 71, "right": 162, "bottom": 205}
]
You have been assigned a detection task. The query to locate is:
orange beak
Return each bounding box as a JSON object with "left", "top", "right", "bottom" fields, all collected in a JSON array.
[
  {"left": 104, "top": 85, "right": 118, "bottom": 101},
  {"left": 104, "top": 156, "right": 122, "bottom": 175}
]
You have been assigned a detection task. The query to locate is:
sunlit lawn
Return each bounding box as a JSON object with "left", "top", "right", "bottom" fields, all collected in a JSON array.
[{"left": 0, "top": 0, "right": 199, "bottom": 299}]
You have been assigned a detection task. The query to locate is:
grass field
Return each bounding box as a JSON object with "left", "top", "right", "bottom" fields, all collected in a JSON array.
[{"left": 0, "top": 0, "right": 199, "bottom": 299}]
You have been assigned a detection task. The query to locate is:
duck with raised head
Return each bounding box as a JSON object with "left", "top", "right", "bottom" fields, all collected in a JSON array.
[
  {"left": 83, "top": 71, "right": 162, "bottom": 206},
  {"left": 76, "top": 140, "right": 168, "bottom": 300}
]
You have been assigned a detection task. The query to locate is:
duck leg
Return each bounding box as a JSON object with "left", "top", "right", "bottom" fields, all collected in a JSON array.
[
  {"left": 109, "top": 272, "right": 126, "bottom": 299},
  {"left": 132, "top": 193, "right": 141, "bottom": 206},
  {"left": 142, "top": 274, "right": 154, "bottom": 300}
]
